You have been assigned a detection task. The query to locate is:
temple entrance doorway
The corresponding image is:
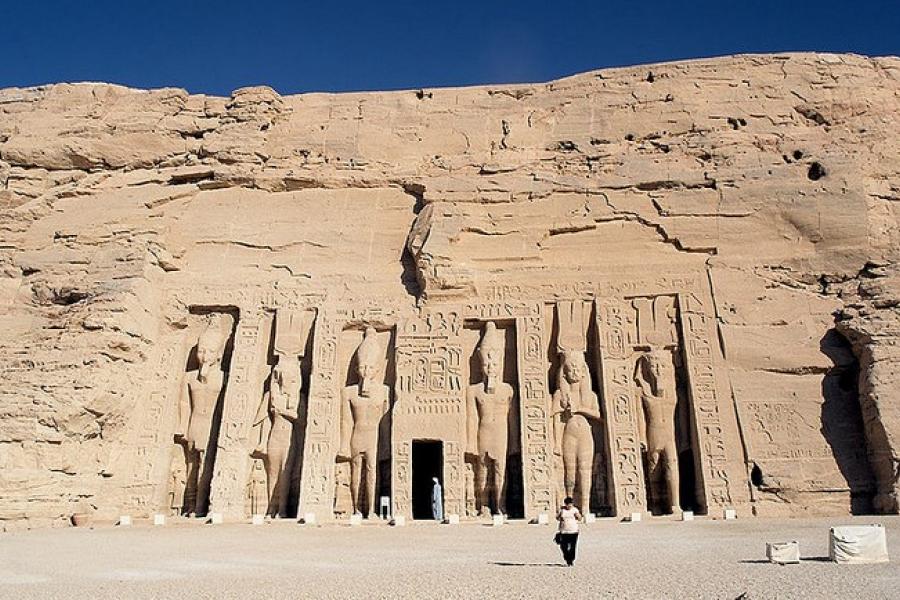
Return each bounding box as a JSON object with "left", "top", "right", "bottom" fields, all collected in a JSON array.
[{"left": 412, "top": 440, "right": 443, "bottom": 520}]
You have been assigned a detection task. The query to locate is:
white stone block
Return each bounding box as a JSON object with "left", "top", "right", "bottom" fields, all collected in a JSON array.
[
  {"left": 584, "top": 513, "right": 596, "bottom": 524},
  {"left": 153, "top": 514, "right": 166, "bottom": 526},
  {"left": 209, "top": 512, "right": 223, "bottom": 525},
  {"left": 349, "top": 513, "right": 363, "bottom": 526},
  {"left": 629, "top": 512, "right": 642, "bottom": 523},
  {"left": 492, "top": 514, "right": 504, "bottom": 527},
  {"left": 829, "top": 525, "right": 890, "bottom": 564},
  {"left": 392, "top": 515, "right": 406, "bottom": 527},
  {"left": 682, "top": 511, "right": 694, "bottom": 522},
  {"left": 302, "top": 512, "right": 317, "bottom": 525},
  {"left": 251, "top": 514, "right": 265, "bottom": 526},
  {"left": 117, "top": 515, "right": 132, "bottom": 526},
  {"left": 724, "top": 508, "right": 737, "bottom": 520},
  {"left": 446, "top": 514, "right": 460, "bottom": 525},
  {"left": 766, "top": 541, "right": 800, "bottom": 564},
  {"left": 536, "top": 512, "right": 550, "bottom": 525}
]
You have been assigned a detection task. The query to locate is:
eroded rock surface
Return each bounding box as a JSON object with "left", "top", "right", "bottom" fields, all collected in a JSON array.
[{"left": 1, "top": 53, "right": 898, "bottom": 529}]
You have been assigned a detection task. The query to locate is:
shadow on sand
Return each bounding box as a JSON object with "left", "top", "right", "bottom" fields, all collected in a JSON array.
[
  {"left": 738, "top": 556, "right": 831, "bottom": 565},
  {"left": 491, "top": 562, "right": 568, "bottom": 568}
]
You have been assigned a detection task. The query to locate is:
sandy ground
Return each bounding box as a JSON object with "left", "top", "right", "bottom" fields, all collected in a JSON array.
[{"left": 0, "top": 515, "right": 897, "bottom": 599}]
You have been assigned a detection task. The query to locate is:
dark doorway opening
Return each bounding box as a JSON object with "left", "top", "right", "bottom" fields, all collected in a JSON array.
[{"left": 412, "top": 440, "right": 443, "bottom": 520}]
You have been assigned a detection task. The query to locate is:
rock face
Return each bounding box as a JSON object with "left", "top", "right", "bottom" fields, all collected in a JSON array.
[{"left": 1, "top": 53, "right": 898, "bottom": 529}]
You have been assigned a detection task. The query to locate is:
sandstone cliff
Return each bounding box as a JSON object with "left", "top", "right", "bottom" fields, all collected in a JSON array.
[{"left": 1, "top": 52, "right": 898, "bottom": 528}]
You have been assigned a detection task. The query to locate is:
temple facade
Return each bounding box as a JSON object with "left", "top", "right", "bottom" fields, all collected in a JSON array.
[{"left": 121, "top": 273, "right": 749, "bottom": 523}]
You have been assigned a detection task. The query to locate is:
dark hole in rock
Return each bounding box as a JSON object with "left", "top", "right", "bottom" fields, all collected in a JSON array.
[
  {"left": 52, "top": 288, "right": 90, "bottom": 306},
  {"left": 624, "top": 133, "right": 634, "bottom": 141},
  {"left": 646, "top": 71, "right": 655, "bottom": 83},
  {"left": 750, "top": 464, "right": 763, "bottom": 487},
  {"left": 793, "top": 150, "right": 804, "bottom": 160},
  {"left": 808, "top": 162, "right": 826, "bottom": 181}
]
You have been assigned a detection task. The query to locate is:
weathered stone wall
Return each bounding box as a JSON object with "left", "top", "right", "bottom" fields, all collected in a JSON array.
[{"left": 1, "top": 52, "right": 898, "bottom": 528}]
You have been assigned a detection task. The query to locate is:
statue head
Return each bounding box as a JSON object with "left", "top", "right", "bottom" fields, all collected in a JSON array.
[
  {"left": 640, "top": 349, "right": 674, "bottom": 393},
  {"left": 196, "top": 315, "right": 227, "bottom": 380},
  {"left": 477, "top": 321, "right": 504, "bottom": 392},
  {"left": 561, "top": 350, "right": 588, "bottom": 384},
  {"left": 355, "top": 327, "right": 381, "bottom": 397}
]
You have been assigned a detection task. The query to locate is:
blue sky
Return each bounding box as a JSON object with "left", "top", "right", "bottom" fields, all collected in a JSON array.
[{"left": 3, "top": 1, "right": 899, "bottom": 95}]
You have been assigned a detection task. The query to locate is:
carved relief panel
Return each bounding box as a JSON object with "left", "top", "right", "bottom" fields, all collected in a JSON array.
[
  {"left": 392, "top": 309, "right": 465, "bottom": 519},
  {"left": 595, "top": 299, "right": 647, "bottom": 515}
]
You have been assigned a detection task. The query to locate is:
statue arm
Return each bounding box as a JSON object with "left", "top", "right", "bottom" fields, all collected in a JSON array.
[
  {"left": 338, "top": 389, "right": 352, "bottom": 460},
  {"left": 637, "top": 390, "right": 648, "bottom": 449},
  {"left": 252, "top": 387, "right": 269, "bottom": 427},
  {"left": 254, "top": 392, "right": 273, "bottom": 453},
  {"left": 506, "top": 388, "right": 521, "bottom": 455},
  {"left": 552, "top": 391, "right": 564, "bottom": 455},
  {"left": 174, "top": 380, "right": 190, "bottom": 441},
  {"left": 465, "top": 387, "right": 478, "bottom": 455},
  {"left": 574, "top": 390, "right": 603, "bottom": 422},
  {"left": 271, "top": 392, "right": 299, "bottom": 423}
]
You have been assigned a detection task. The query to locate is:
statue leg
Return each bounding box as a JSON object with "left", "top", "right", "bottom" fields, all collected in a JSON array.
[
  {"left": 350, "top": 454, "right": 363, "bottom": 514},
  {"left": 493, "top": 454, "right": 507, "bottom": 515},
  {"left": 664, "top": 444, "right": 680, "bottom": 513},
  {"left": 195, "top": 449, "right": 210, "bottom": 516},
  {"left": 646, "top": 449, "right": 662, "bottom": 513},
  {"left": 271, "top": 446, "right": 292, "bottom": 518},
  {"left": 181, "top": 446, "right": 199, "bottom": 515},
  {"left": 276, "top": 453, "right": 293, "bottom": 518},
  {"left": 562, "top": 429, "right": 578, "bottom": 500},
  {"left": 364, "top": 451, "right": 378, "bottom": 518},
  {"left": 576, "top": 432, "right": 593, "bottom": 514},
  {"left": 262, "top": 455, "right": 278, "bottom": 516},
  {"left": 475, "top": 456, "right": 490, "bottom": 516}
]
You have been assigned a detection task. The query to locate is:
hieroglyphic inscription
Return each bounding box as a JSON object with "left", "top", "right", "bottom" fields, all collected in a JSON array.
[
  {"left": 677, "top": 293, "right": 732, "bottom": 511},
  {"left": 392, "top": 311, "right": 465, "bottom": 517},
  {"left": 116, "top": 327, "right": 194, "bottom": 515},
  {"left": 393, "top": 440, "right": 412, "bottom": 516},
  {"left": 209, "top": 310, "right": 269, "bottom": 519},
  {"left": 444, "top": 440, "right": 463, "bottom": 516},
  {"left": 298, "top": 312, "right": 339, "bottom": 520},
  {"left": 516, "top": 306, "right": 554, "bottom": 518},
  {"left": 596, "top": 299, "right": 647, "bottom": 515}
]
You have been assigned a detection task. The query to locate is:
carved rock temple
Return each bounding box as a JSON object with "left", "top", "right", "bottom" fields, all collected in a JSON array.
[{"left": 1, "top": 53, "right": 899, "bottom": 529}]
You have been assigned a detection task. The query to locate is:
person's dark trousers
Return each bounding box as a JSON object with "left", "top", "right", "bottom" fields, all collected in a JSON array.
[{"left": 559, "top": 533, "right": 579, "bottom": 565}]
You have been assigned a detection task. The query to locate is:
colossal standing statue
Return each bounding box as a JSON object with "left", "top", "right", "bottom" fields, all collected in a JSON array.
[
  {"left": 635, "top": 349, "right": 681, "bottom": 514},
  {"left": 175, "top": 314, "right": 229, "bottom": 516},
  {"left": 339, "top": 327, "right": 390, "bottom": 518},
  {"left": 553, "top": 350, "right": 602, "bottom": 514},
  {"left": 253, "top": 357, "right": 302, "bottom": 517},
  {"left": 466, "top": 322, "right": 514, "bottom": 516}
]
